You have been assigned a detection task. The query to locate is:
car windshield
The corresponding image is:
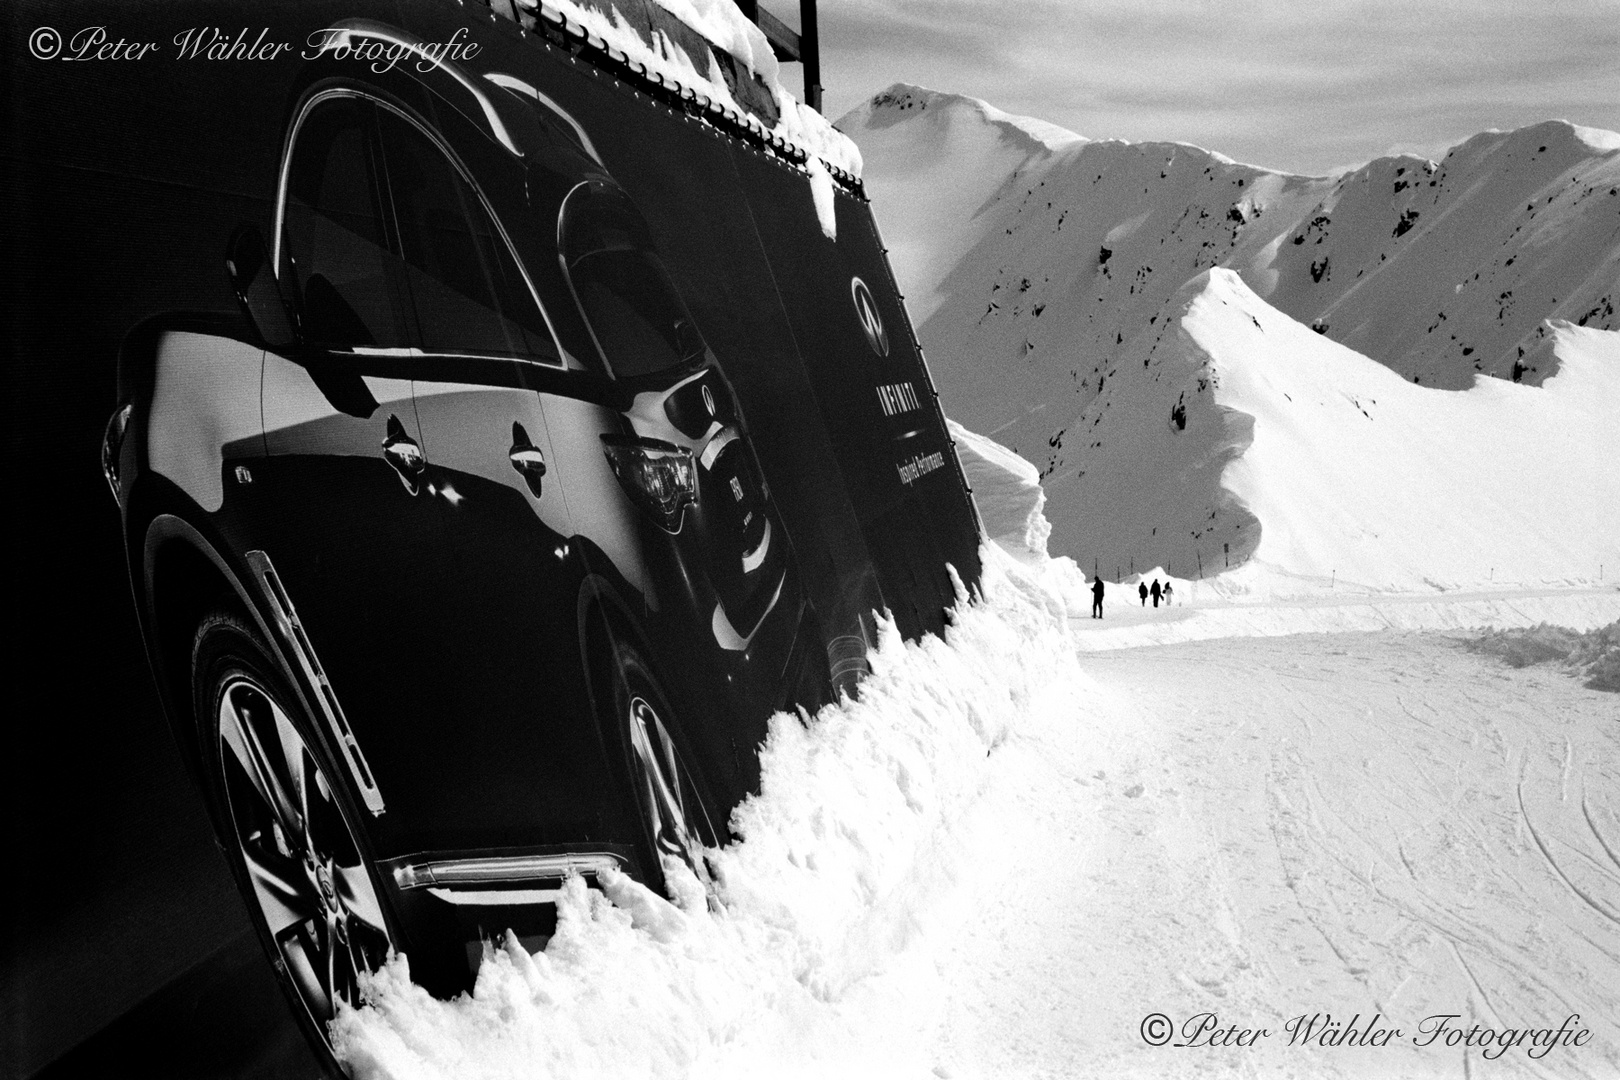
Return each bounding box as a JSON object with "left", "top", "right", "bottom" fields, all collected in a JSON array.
[{"left": 561, "top": 184, "right": 705, "bottom": 379}]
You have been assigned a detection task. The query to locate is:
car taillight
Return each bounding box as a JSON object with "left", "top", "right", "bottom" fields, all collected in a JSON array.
[{"left": 601, "top": 434, "right": 698, "bottom": 533}]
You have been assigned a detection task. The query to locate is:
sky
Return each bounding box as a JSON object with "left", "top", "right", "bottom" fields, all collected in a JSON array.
[{"left": 773, "top": 0, "right": 1620, "bottom": 176}]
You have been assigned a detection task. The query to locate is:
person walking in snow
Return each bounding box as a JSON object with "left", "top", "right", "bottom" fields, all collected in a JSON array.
[
  {"left": 1091, "top": 576, "right": 1105, "bottom": 618},
  {"left": 1162, "top": 581, "right": 1174, "bottom": 606},
  {"left": 1138, "top": 581, "right": 1148, "bottom": 606},
  {"left": 1151, "top": 579, "right": 1162, "bottom": 608}
]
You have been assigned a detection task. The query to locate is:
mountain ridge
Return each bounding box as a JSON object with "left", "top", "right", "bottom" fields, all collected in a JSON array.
[
  {"left": 844, "top": 85, "right": 1620, "bottom": 591},
  {"left": 844, "top": 84, "right": 1619, "bottom": 411}
]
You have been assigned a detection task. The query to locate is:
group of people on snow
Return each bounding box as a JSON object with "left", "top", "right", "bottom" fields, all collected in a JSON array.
[
  {"left": 1139, "top": 578, "right": 1172, "bottom": 608},
  {"left": 1087, "top": 575, "right": 1172, "bottom": 618}
]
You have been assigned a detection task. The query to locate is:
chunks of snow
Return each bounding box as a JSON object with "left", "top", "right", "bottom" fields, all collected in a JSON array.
[
  {"left": 331, "top": 543, "right": 1097, "bottom": 1079},
  {"left": 1466, "top": 621, "right": 1620, "bottom": 691},
  {"left": 536, "top": 0, "right": 860, "bottom": 178},
  {"left": 804, "top": 155, "right": 836, "bottom": 240}
]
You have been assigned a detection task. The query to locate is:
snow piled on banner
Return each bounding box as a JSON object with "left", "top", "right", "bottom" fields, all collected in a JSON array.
[
  {"left": 331, "top": 544, "right": 1096, "bottom": 1079},
  {"left": 533, "top": 0, "right": 861, "bottom": 177}
]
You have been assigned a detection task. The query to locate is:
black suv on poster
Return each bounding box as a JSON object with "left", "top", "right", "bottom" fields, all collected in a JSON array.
[{"left": 91, "top": 12, "right": 981, "bottom": 1072}]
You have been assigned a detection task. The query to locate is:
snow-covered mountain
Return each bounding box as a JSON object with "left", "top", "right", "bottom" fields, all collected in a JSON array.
[
  {"left": 844, "top": 85, "right": 1620, "bottom": 593},
  {"left": 847, "top": 84, "right": 1619, "bottom": 391}
]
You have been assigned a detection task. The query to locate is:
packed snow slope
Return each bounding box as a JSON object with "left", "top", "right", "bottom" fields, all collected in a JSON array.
[
  {"left": 843, "top": 87, "right": 1620, "bottom": 594},
  {"left": 844, "top": 84, "right": 1619, "bottom": 391}
]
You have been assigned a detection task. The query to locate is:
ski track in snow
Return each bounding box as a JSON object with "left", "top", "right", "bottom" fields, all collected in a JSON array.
[{"left": 1064, "top": 633, "right": 1619, "bottom": 1080}]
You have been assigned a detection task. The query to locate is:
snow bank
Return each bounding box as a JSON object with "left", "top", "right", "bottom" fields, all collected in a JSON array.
[
  {"left": 1467, "top": 620, "right": 1620, "bottom": 691},
  {"left": 947, "top": 418, "right": 1048, "bottom": 559},
  {"left": 331, "top": 544, "right": 1095, "bottom": 1079},
  {"left": 948, "top": 419, "right": 1103, "bottom": 621}
]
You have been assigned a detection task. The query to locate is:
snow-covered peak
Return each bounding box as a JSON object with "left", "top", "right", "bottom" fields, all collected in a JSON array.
[
  {"left": 843, "top": 83, "right": 1087, "bottom": 155},
  {"left": 832, "top": 85, "right": 1097, "bottom": 321},
  {"left": 853, "top": 97, "right": 1619, "bottom": 402},
  {"left": 1572, "top": 122, "right": 1620, "bottom": 153},
  {"left": 1444, "top": 117, "right": 1620, "bottom": 164}
]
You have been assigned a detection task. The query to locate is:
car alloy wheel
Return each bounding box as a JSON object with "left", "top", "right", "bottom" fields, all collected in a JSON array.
[
  {"left": 610, "top": 642, "right": 718, "bottom": 897},
  {"left": 195, "top": 613, "right": 392, "bottom": 1060}
]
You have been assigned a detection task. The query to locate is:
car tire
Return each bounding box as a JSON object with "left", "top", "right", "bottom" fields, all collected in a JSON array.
[
  {"left": 605, "top": 636, "right": 720, "bottom": 901},
  {"left": 191, "top": 610, "right": 393, "bottom": 1072}
]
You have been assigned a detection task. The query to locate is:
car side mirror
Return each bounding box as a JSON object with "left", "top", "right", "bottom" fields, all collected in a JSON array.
[{"left": 226, "top": 225, "right": 296, "bottom": 348}]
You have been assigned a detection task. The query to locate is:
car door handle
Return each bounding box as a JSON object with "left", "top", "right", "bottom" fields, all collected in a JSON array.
[
  {"left": 381, "top": 414, "right": 425, "bottom": 495},
  {"left": 509, "top": 422, "right": 546, "bottom": 498}
]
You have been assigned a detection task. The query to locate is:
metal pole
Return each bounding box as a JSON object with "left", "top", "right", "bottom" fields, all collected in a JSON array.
[{"left": 800, "top": 0, "right": 821, "bottom": 111}]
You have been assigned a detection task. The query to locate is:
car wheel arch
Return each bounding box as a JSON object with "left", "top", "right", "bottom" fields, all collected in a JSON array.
[
  {"left": 574, "top": 570, "right": 726, "bottom": 879},
  {"left": 575, "top": 569, "right": 644, "bottom": 753},
  {"left": 141, "top": 517, "right": 292, "bottom": 772}
]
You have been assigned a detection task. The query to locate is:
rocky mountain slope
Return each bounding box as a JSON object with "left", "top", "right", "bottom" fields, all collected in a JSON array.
[
  {"left": 847, "top": 84, "right": 1617, "bottom": 405},
  {"left": 843, "top": 86, "right": 1620, "bottom": 590}
]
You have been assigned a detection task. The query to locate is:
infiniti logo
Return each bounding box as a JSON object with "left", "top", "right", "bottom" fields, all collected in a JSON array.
[{"left": 851, "top": 277, "right": 889, "bottom": 357}]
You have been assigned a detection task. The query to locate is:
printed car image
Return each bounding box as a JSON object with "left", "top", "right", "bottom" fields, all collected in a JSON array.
[
  {"left": 561, "top": 180, "right": 798, "bottom": 665},
  {"left": 67, "top": 8, "right": 982, "bottom": 1074}
]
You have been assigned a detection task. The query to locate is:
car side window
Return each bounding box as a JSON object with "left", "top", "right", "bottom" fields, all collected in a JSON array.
[
  {"left": 283, "top": 98, "right": 412, "bottom": 348},
  {"left": 560, "top": 183, "right": 705, "bottom": 379},
  {"left": 377, "top": 108, "right": 556, "bottom": 362}
]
